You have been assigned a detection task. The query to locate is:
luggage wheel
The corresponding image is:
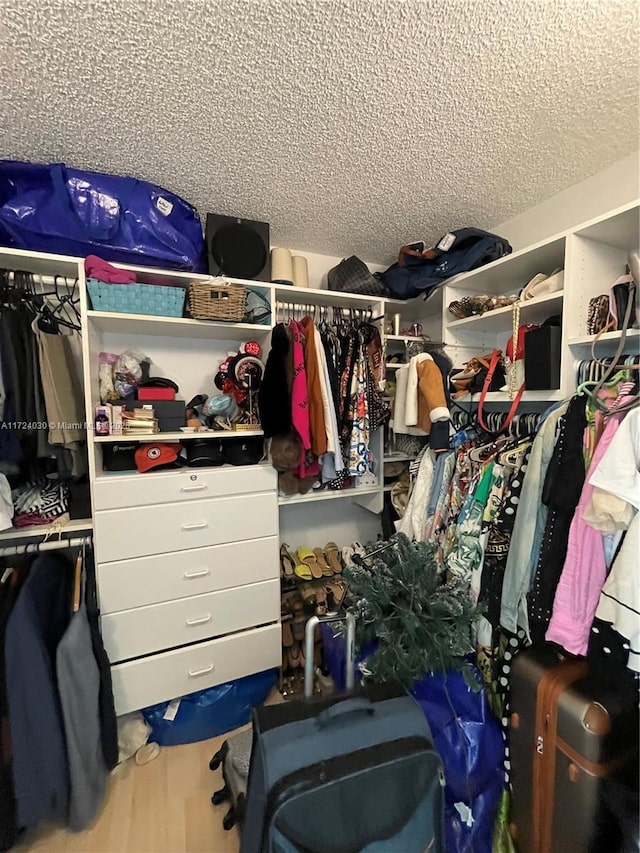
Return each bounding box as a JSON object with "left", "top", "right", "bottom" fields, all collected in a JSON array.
[
  {"left": 211, "top": 785, "right": 230, "bottom": 806},
  {"left": 209, "top": 742, "right": 229, "bottom": 771},
  {"left": 222, "top": 806, "right": 236, "bottom": 831}
]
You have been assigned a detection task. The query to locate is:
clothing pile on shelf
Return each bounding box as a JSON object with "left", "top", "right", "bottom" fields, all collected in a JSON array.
[
  {"left": 0, "top": 269, "right": 87, "bottom": 531},
  {"left": 0, "top": 549, "right": 117, "bottom": 850},
  {"left": 10, "top": 480, "right": 70, "bottom": 528},
  {"left": 259, "top": 313, "right": 388, "bottom": 495},
  {"left": 387, "top": 349, "right": 452, "bottom": 451}
]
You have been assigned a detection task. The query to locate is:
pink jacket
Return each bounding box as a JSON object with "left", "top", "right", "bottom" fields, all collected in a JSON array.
[{"left": 546, "top": 408, "right": 627, "bottom": 655}]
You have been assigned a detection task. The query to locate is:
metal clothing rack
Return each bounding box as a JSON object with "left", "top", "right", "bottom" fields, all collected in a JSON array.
[
  {"left": 275, "top": 300, "right": 376, "bottom": 324},
  {"left": 0, "top": 533, "right": 92, "bottom": 559}
]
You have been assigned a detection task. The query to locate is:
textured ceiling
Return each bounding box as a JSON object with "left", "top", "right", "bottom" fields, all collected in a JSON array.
[{"left": 0, "top": 0, "right": 638, "bottom": 263}]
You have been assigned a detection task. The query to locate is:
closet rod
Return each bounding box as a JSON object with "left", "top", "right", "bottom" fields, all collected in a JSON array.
[
  {"left": 0, "top": 535, "right": 92, "bottom": 558},
  {"left": 2, "top": 271, "right": 78, "bottom": 288}
]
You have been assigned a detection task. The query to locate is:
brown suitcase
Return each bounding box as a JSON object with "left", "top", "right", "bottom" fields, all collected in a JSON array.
[{"left": 509, "top": 647, "right": 638, "bottom": 853}]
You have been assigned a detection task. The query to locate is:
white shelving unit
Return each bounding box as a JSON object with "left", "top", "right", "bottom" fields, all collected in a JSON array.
[{"left": 93, "top": 429, "right": 264, "bottom": 443}]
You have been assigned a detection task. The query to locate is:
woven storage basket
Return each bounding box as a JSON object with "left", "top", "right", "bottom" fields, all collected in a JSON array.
[
  {"left": 87, "top": 278, "right": 186, "bottom": 317},
  {"left": 189, "top": 279, "right": 247, "bottom": 322}
]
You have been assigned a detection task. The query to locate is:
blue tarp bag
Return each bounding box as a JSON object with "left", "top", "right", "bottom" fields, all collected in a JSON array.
[
  {"left": 142, "top": 669, "right": 277, "bottom": 746},
  {"left": 412, "top": 670, "right": 505, "bottom": 853},
  {"left": 0, "top": 160, "right": 206, "bottom": 270},
  {"left": 382, "top": 228, "right": 512, "bottom": 300}
]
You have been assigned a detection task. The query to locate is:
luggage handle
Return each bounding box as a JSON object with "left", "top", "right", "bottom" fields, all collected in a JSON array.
[{"left": 316, "top": 698, "right": 374, "bottom": 728}]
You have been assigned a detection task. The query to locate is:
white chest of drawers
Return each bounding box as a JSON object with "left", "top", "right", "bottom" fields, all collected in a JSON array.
[{"left": 93, "top": 465, "right": 281, "bottom": 715}]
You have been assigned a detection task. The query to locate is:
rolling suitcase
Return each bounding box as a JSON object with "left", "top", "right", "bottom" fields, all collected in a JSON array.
[
  {"left": 509, "top": 646, "right": 639, "bottom": 853},
  {"left": 240, "top": 605, "right": 444, "bottom": 853},
  {"left": 210, "top": 613, "right": 357, "bottom": 833}
]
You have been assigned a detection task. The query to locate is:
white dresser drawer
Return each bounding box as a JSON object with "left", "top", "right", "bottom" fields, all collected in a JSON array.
[
  {"left": 93, "top": 464, "right": 276, "bottom": 511},
  {"left": 94, "top": 493, "right": 277, "bottom": 562},
  {"left": 111, "top": 623, "right": 281, "bottom": 715},
  {"left": 97, "top": 536, "right": 278, "bottom": 613},
  {"left": 102, "top": 578, "right": 280, "bottom": 662}
]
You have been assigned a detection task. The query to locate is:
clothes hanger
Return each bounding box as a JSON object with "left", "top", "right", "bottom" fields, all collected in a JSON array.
[{"left": 72, "top": 539, "right": 85, "bottom": 613}]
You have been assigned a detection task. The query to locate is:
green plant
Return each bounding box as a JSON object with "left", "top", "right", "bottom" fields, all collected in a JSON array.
[{"left": 344, "top": 533, "right": 482, "bottom": 688}]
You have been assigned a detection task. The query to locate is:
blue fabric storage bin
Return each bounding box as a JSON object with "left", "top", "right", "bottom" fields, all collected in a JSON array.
[
  {"left": 141, "top": 668, "right": 277, "bottom": 746},
  {"left": 86, "top": 278, "right": 186, "bottom": 317}
]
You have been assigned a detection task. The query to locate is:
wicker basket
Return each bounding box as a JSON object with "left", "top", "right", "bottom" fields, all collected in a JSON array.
[
  {"left": 87, "top": 278, "right": 186, "bottom": 317},
  {"left": 189, "top": 278, "right": 247, "bottom": 322}
]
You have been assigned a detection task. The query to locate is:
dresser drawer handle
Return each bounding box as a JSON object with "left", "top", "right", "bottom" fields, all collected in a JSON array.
[
  {"left": 180, "top": 484, "right": 207, "bottom": 493},
  {"left": 188, "top": 663, "right": 214, "bottom": 678},
  {"left": 186, "top": 614, "right": 212, "bottom": 627},
  {"left": 183, "top": 568, "right": 210, "bottom": 579},
  {"left": 181, "top": 521, "right": 208, "bottom": 531}
]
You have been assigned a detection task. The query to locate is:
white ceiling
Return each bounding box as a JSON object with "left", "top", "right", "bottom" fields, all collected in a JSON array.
[{"left": 0, "top": 0, "right": 638, "bottom": 263}]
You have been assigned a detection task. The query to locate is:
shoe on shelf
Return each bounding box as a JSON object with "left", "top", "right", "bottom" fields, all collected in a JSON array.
[{"left": 296, "top": 547, "right": 323, "bottom": 579}]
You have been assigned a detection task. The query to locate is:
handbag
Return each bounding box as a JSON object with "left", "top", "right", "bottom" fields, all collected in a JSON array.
[
  {"left": 327, "top": 256, "right": 389, "bottom": 296},
  {"left": 587, "top": 295, "right": 613, "bottom": 335},
  {"left": 476, "top": 350, "right": 524, "bottom": 434}
]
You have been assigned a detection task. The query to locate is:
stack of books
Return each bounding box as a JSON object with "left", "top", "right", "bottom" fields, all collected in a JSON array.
[{"left": 122, "top": 407, "right": 159, "bottom": 436}]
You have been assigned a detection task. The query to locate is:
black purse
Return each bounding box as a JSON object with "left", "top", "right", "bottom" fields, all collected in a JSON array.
[{"left": 327, "top": 256, "right": 389, "bottom": 297}]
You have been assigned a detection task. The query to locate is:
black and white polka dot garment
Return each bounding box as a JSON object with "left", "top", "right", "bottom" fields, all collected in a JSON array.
[
  {"left": 528, "top": 395, "right": 587, "bottom": 643},
  {"left": 478, "top": 446, "right": 532, "bottom": 628}
]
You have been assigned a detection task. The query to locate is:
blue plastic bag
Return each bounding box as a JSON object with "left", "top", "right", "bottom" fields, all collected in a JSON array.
[
  {"left": 412, "top": 670, "right": 505, "bottom": 853},
  {"left": 0, "top": 160, "right": 205, "bottom": 270},
  {"left": 142, "top": 669, "right": 277, "bottom": 746}
]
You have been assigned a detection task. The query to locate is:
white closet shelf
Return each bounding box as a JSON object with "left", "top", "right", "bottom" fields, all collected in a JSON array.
[
  {"left": 385, "top": 362, "right": 405, "bottom": 369},
  {"left": 86, "top": 310, "right": 272, "bottom": 340},
  {"left": 93, "top": 430, "right": 264, "bottom": 444},
  {"left": 273, "top": 284, "right": 382, "bottom": 308},
  {"left": 385, "top": 334, "right": 425, "bottom": 342},
  {"left": 446, "top": 291, "right": 563, "bottom": 332},
  {"left": 278, "top": 486, "right": 380, "bottom": 505},
  {"left": 568, "top": 329, "right": 640, "bottom": 347},
  {"left": 0, "top": 517, "right": 93, "bottom": 543},
  {"left": 466, "top": 390, "right": 564, "bottom": 404},
  {"left": 383, "top": 453, "right": 416, "bottom": 462}
]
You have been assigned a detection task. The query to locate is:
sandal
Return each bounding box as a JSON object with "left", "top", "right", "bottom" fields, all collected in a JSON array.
[
  {"left": 314, "top": 547, "right": 333, "bottom": 577},
  {"left": 292, "top": 615, "right": 306, "bottom": 643},
  {"left": 280, "top": 544, "right": 296, "bottom": 578},
  {"left": 294, "top": 562, "right": 313, "bottom": 582},
  {"left": 281, "top": 617, "right": 294, "bottom": 647},
  {"left": 314, "top": 586, "right": 327, "bottom": 617},
  {"left": 289, "top": 642, "right": 302, "bottom": 669},
  {"left": 296, "top": 547, "right": 323, "bottom": 579},
  {"left": 324, "top": 542, "right": 343, "bottom": 574}
]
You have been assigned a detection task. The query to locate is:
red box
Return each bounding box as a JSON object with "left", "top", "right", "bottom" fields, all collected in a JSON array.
[{"left": 138, "top": 387, "right": 176, "bottom": 401}]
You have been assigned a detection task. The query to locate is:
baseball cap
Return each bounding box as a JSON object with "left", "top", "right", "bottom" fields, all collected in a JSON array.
[
  {"left": 135, "top": 442, "right": 183, "bottom": 474},
  {"left": 185, "top": 439, "right": 225, "bottom": 468}
]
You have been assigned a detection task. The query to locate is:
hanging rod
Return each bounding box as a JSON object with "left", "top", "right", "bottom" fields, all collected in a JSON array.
[
  {"left": 1, "top": 271, "right": 78, "bottom": 289},
  {"left": 0, "top": 535, "right": 92, "bottom": 558}
]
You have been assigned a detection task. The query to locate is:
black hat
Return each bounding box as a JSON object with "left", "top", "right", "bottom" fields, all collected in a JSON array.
[
  {"left": 223, "top": 436, "right": 265, "bottom": 466},
  {"left": 102, "top": 443, "right": 138, "bottom": 472},
  {"left": 186, "top": 439, "right": 225, "bottom": 468}
]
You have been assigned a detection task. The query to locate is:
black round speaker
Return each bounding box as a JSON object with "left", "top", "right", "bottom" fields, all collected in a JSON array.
[{"left": 209, "top": 223, "right": 268, "bottom": 279}]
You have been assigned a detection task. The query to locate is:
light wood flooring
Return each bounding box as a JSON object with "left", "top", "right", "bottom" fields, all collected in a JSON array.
[{"left": 16, "top": 727, "right": 244, "bottom": 853}]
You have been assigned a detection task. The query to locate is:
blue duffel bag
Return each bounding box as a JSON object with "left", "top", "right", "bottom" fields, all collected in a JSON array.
[
  {"left": 0, "top": 160, "right": 205, "bottom": 270},
  {"left": 382, "top": 228, "right": 512, "bottom": 300}
]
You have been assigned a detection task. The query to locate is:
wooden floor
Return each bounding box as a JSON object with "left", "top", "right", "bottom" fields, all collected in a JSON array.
[{"left": 16, "top": 727, "right": 244, "bottom": 853}]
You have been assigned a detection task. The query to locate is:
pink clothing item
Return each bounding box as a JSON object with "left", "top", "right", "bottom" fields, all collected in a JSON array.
[
  {"left": 546, "top": 406, "right": 629, "bottom": 656},
  {"left": 289, "top": 321, "right": 311, "bottom": 450},
  {"left": 85, "top": 254, "right": 136, "bottom": 284}
]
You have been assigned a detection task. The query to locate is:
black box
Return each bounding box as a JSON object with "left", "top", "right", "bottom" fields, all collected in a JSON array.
[
  {"left": 115, "top": 399, "right": 186, "bottom": 433},
  {"left": 524, "top": 326, "right": 561, "bottom": 390}
]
